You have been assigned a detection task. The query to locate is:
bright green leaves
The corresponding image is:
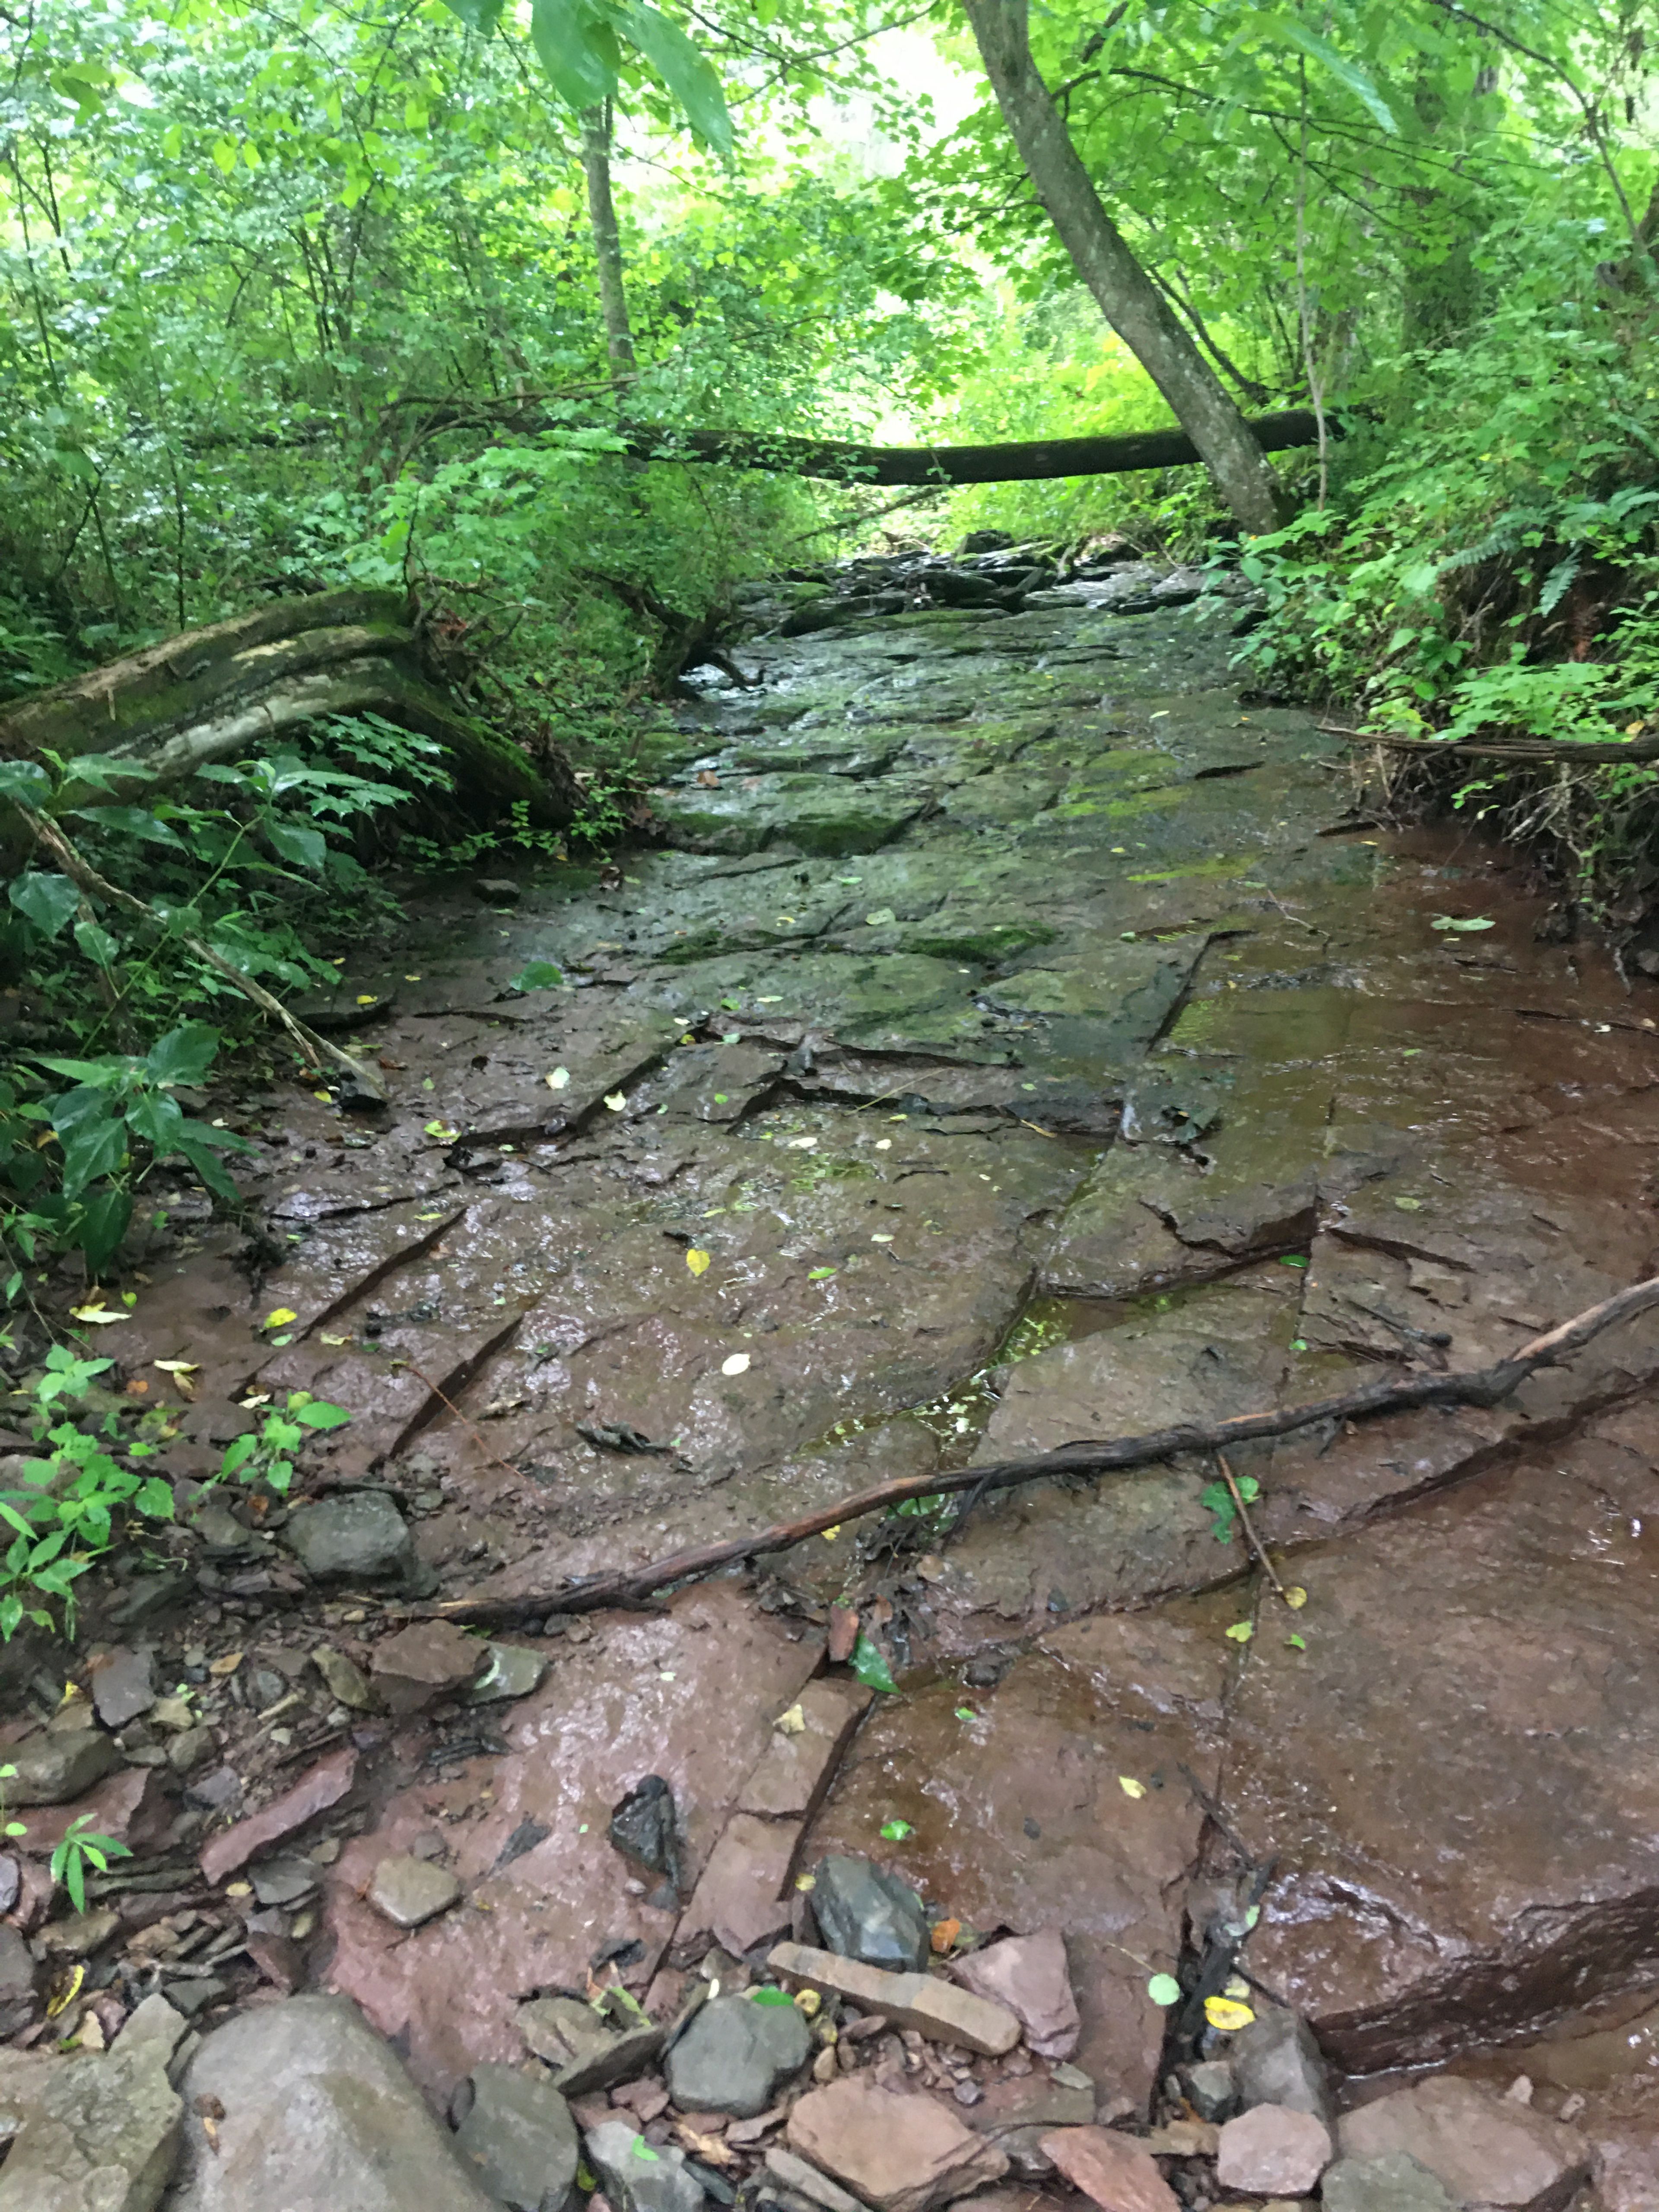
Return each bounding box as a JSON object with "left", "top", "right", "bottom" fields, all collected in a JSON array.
[
  {"left": 1266, "top": 17, "right": 1399, "bottom": 134},
  {"left": 523, "top": 0, "right": 733, "bottom": 150},
  {"left": 9, "top": 873, "right": 80, "bottom": 941},
  {"left": 850, "top": 1633, "right": 898, "bottom": 1695},
  {"left": 531, "top": 0, "right": 620, "bottom": 110},
  {"left": 1200, "top": 1471, "right": 1260, "bottom": 1544},
  {"left": 440, "top": 0, "right": 510, "bottom": 29},
  {"left": 621, "top": 4, "right": 732, "bottom": 151}
]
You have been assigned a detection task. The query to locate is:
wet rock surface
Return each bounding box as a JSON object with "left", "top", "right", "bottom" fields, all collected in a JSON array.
[
  {"left": 25, "top": 555, "right": 1659, "bottom": 2209},
  {"left": 664, "top": 1992, "right": 812, "bottom": 2117}
]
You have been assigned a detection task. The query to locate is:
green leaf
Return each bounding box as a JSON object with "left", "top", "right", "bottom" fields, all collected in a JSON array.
[
  {"left": 1270, "top": 18, "right": 1398, "bottom": 135},
  {"left": 0, "top": 761, "right": 51, "bottom": 807},
  {"left": 293, "top": 1400, "right": 352, "bottom": 1430},
  {"left": 749, "top": 1986, "right": 795, "bottom": 2006},
  {"left": 623, "top": 3, "right": 734, "bottom": 151},
  {"left": 73, "top": 920, "right": 119, "bottom": 968},
  {"left": 530, "top": 0, "right": 617, "bottom": 109},
  {"left": 265, "top": 822, "right": 327, "bottom": 872},
  {"left": 219, "top": 1434, "right": 257, "bottom": 1478},
  {"left": 440, "top": 0, "right": 509, "bottom": 27},
  {"left": 59, "top": 1115, "right": 127, "bottom": 1199},
  {"left": 143, "top": 1025, "right": 221, "bottom": 1088},
  {"left": 850, "top": 1632, "right": 897, "bottom": 1695},
  {"left": 9, "top": 874, "right": 80, "bottom": 940},
  {"left": 1147, "top": 1972, "right": 1182, "bottom": 2007},
  {"left": 135, "top": 1477, "right": 174, "bottom": 1519},
  {"left": 1430, "top": 915, "right": 1495, "bottom": 932},
  {"left": 69, "top": 805, "right": 184, "bottom": 848},
  {"left": 175, "top": 1139, "right": 242, "bottom": 1203},
  {"left": 878, "top": 1818, "right": 913, "bottom": 1840},
  {"left": 125, "top": 1092, "right": 187, "bottom": 1155},
  {"left": 76, "top": 1189, "right": 133, "bottom": 1272},
  {"left": 508, "top": 960, "right": 564, "bottom": 991}
]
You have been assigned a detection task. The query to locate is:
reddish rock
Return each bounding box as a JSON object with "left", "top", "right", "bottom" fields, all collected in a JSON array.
[
  {"left": 245, "top": 1929, "right": 304, "bottom": 1993},
  {"left": 827, "top": 1607, "right": 859, "bottom": 1666},
  {"left": 18, "top": 1767, "right": 175, "bottom": 1859},
  {"left": 369, "top": 1621, "right": 486, "bottom": 1715},
  {"left": 1215, "top": 2104, "right": 1332, "bottom": 2195},
  {"left": 199, "top": 1745, "right": 357, "bottom": 1886},
  {"left": 787, "top": 2077, "right": 1007, "bottom": 2212},
  {"left": 951, "top": 1929, "right": 1079, "bottom": 2061},
  {"left": 679, "top": 1814, "right": 797, "bottom": 1957},
  {"left": 1037, "top": 2125, "right": 1179, "bottom": 2212},
  {"left": 1337, "top": 2076, "right": 1590, "bottom": 2209},
  {"left": 738, "top": 1680, "right": 872, "bottom": 1822},
  {"left": 769, "top": 1942, "right": 1020, "bottom": 2056}
]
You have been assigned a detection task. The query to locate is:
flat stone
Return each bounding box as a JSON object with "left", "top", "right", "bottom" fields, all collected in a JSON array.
[
  {"left": 245, "top": 1930, "right": 305, "bottom": 1993},
  {"left": 369, "top": 1621, "right": 486, "bottom": 1715},
  {"left": 787, "top": 2078, "right": 1007, "bottom": 2212},
  {"left": 368, "top": 1853, "right": 461, "bottom": 1929},
  {"left": 1322, "top": 2154, "right": 1457, "bottom": 2212},
  {"left": 281, "top": 1492, "right": 414, "bottom": 1582},
  {"left": 0, "top": 1853, "right": 17, "bottom": 1914},
  {"left": 737, "top": 1682, "right": 873, "bottom": 1821},
  {"left": 810, "top": 1857, "right": 929, "bottom": 1973},
  {"left": 769, "top": 1942, "right": 1020, "bottom": 2056},
  {"left": 1229, "top": 2003, "right": 1335, "bottom": 2122},
  {"left": 959, "top": 2075, "right": 1093, "bottom": 2145},
  {"left": 518, "top": 1995, "right": 620, "bottom": 2073},
  {"left": 168, "top": 1726, "right": 216, "bottom": 1776},
  {"left": 476, "top": 877, "right": 521, "bottom": 904},
  {"left": 666, "top": 1994, "right": 812, "bottom": 2119},
  {"left": 679, "top": 1813, "right": 798, "bottom": 1957},
  {"left": 114, "top": 1993, "right": 190, "bottom": 2066},
  {"left": 91, "top": 1647, "right": 155, "bottom": 1730},
  {"left": 163, "top": 1993, "right": 496, "bottom": 2211},
  {"left": 311, "top": 1645, "right": 375, "bottom": 1710},
  {"left": 465, "top": 1643, "right": 550, "bottom": 1703},
  {"left": 248, "top": 1857, "right": 319, "bottom": 1908},
  {"left": 454, "top": 2062, "right": 578, "bottom": 2212},
  {"left": 585, "top": 2116, "right": 709, "bottom": 2212},
  {"left": 1336, "top": 2077, "right": 1590, "bottom": 2210},
  {"left": 6, "top": 1729, "right": 120, "bottom": 1806},
  {"left": 199, "top": 1744, "right": 357, "bottom": 1886},
  {"left": 1036, "top": 2126, "right": 1179, "bottom": 2212},
  {"left": 0, "top": 2033, "right": 180, "bottom": 2212},
  {"left": 1216, "top": 2104, "right": 1333, "bottom": 2195},
  {"left": 0, "top": 1924, "right": 35, "bottom": 2001},
  {"left": 951, "top": 1930, "right": 1078, "bottom": 2060},
  {"left": 35, "top": 1908, "right": 120, "bottom": 1959},
  {"left": 1182, "top": 2059, "right": 1237, "bottom": 2123},
  {"left": 19, "top": 1767, "right": 175, "bottom": 1860},
  {"left": 764, "top": 2148, "right": 877, "bottom": 2212},
  {"left": 553, "top": 2013, "right": 682, "bottom": 2100}
]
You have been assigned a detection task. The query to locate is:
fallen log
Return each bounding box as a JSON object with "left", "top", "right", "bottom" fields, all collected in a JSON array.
[
  {"left": 1322, "top": 721, "right": 1659, "bottom": 766},
  {"left": 0, "top": 588, "right": 573, "bottom": 821},
  {"left": 433, "top": 1271, "right": 1659, "bottom": 1627},
  {"left": 406, "top": 402, "right": 1328, "bottom": 486}
]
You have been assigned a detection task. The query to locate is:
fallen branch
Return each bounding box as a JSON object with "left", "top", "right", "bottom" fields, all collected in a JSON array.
[
  {"left": 17, "top": 807, "right": 383, "bottom": 1100},
  {"left": 1322, "top": 721, "right": 1659, "bottom": 766},
  {"left": 433, "top": 1272, "right": 1659, "bottom": 1626}
]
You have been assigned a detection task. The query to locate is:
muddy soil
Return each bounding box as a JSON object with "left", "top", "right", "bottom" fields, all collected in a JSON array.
[{"left": 32, "top": 557, "right": 1659, "bottom": 2202}]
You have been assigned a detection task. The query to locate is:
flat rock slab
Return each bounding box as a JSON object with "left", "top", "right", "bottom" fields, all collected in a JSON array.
[
  {"left": 950, "top": 1929, "right": 1079, "bottom": 2060},
  {"left": 199, "top": 1745, "right": 357, "bottom": 1887},
  {"left": 768, "top": 1942, "right": 1019, "bottom": 2056},
  {"left": 787, "top": 2077, "right": 1007, "bottom": 2212},
  {"left": 1226, "top": 1429, "right": 1659, "bottom": 2069},
  {"left": 369, "top": 1620, "right": 486, "bottom": 1713},
  {"left": 1215, "top": 2104, "right": 1334, "bottom": 2194},
  {"left": 368, "top": 1853, "right": 461, "bottom": 1929},
  {"left": 0, "top": 2037, "right": 180, "bottom": 2212},
  {"left": 665, "top": 1992, "right": 812, "bottom": 2118},
  {"left": 324, "top": 1583, "right": 824, "bottom": 2100},
  {"left": 585, "top": 2117, "right": 710, "bottom": 2212},
  {"left": 1037, "top": 2125, "right": 1179, "bottom": 2212},
  {"left": 804, "top": 1604, "right": 1230, "bottom": 2113},
  {"left": 6, "top": 1729, "right": 120, "bottom": 1807},
  {"left": 1335, "top": 2077, "right": 1589, "bottom": 2210},
  {"left": 1323, "top": 2155, "right": 1457, "bottom": 2212},
  {"left": 165, "top": 1995, "right": 496, "bottom": 2212}
]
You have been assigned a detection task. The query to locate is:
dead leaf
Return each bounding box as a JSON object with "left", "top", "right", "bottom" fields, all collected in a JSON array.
[
  {"left": 930, "top": 1918, "right": 962, "bottom": 1955},
  {"left": 673, "top": 2122, "right": 735, "bottom": 2167},
  {"left": 208, "top": 1652, "right": 243, "bottom": 1678},
  {"left": 774, "top": 1703, "right": 806, "bottom": 1736}
]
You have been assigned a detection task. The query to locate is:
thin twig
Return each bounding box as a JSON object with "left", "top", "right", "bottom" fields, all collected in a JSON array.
[
  {"left": 431, "top": 1272, "right": 1659, "bottom": 1627},
  {"left": 403, "top": 1359, "right": 525, "bottom": 1486},
  {"left": 1217, "top": 1452, "right": 1287, "bottom": 1602}
]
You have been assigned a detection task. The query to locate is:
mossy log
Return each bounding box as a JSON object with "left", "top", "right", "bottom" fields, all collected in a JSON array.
[{"left": 0, "top": 588, "right": 573, "bottom": 822}]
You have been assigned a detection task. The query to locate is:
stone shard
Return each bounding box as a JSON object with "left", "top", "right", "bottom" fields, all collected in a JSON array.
[
  {"left": 950, "top": 1930, "right": 1078, "bottom": 2060},
  {"left": 20, "top": 1767, "right": 177, "bottom": 1861},
  {"left": 453, "top": 2062, "right": 579, "bottom": 2212},
  {"left": 1215, "top": 2104, "right": 1333, "bottom": 2195},
  {"left": 678, "top": 1812, "right": 798, "bottom": 1958},
  {"left": 465, "top": 1643, "right": 550, "bottom": 1704},
  {"left": 768, "top": 1942, "right": 1020, "bottom": 2056},
  {"left": 311, "top": 1645, "right": 375, "bottom": 1710},
  {"left": 198, "top": 1745, "right": 357, "bottom": 1886},
  {"left": 281, "top": 1491, "right": 414, "bottom": 1582},
  {"left": 517, "top": 1995, "right": 620, "bottom": 2074},
  {"left": 114, "top": 1995, "right": 189, "bottom": 2066},
  {"left": 367, "top": 1852, "right": 461, "bottom": 1929},
  {"left": 1322, "top": 2154, "right": 1457, "bottom": 2212},
  {"left": 1230, "top": 2004, "right": 1335, "bottom": 2124},
  {"left": 163, "top": 1994, "right": 496, "bottom": 2212},
  {"left": 0, "top": 2033, "right": 181, "bottom": 2212},
  {"left": 6, "top": 1728, "right": 120, "bottom": 1806},
  {"left": 738, "top": 1682, "right": 874, "bottom": 1821},
  {"left": 665, "top": 1993, "right": 813, "bottom": 2119},
  {"left": 90, "top": 1646, "right": 156, "bottom": 1730},
  {"left": 585, "top": 2117, "right": 710, "bottom": 2212},
  {"left": 764, "top": 2146, "right": 878, "bottom": 2212},
  {"left": 811, "top": 1856, "right": 930, "bottom": 1973},
  {"left": 786, "top": 2078, "right": 1007, "bottom": 2212},
  {"left": 1335, "top": 2077, "right": 1591, "bottom": 2211},
  {"left": 1036, "top": 2125, "right": 1179, "bottom": 2212},
  {"left": 1181, "top": 2058, "right": 1236, "bottom": 2123},
  {"left": 369, "top": 1620, "right": 486, "bottom": 1714}
]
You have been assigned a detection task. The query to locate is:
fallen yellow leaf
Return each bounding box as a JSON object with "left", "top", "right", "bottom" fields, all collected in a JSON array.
[
  {"left": 546, "top": 1068, "right": 571, "bottom": 1090},
  {"left": 1284, "top": 1585, "right": 1308, "bottom": 1610},
  {"left": 1204, "top": 1995, "right": 1255, "bottom": 2032},
  {"left": 208, "top": 1652, "right": 243, "bottom": 1677},
  {"left": 356, "top": 995, "right": 377, "bottom": 1005},
  {"left": 45, "top": 1964, "right": 84, "bottom": 2019},
  {"left": 1118, "top": 1775, "right": 1147, "bottom": 1799},
  {"left": 152, "top": 1360, "right": 198, "bottom": 1374},
  {"left": 69, "top": 1305, "right": 128, "bottom": 1325},
  {"left": 774, "top": 1703, "right": 806, "bottom": 1735},
  {"left": 261, "top": 1308, "right": 298, "bottom": 1331},
  {"left": 686, "top": 1249, "right": 712, "bottom": 1278}
]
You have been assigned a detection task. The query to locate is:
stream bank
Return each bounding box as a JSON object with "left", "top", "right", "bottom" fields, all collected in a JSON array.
[{"left": 4, "top": 549, "right": 1659, "bottom": 2208}]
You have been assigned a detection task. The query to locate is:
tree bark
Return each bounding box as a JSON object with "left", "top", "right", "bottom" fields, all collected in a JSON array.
[
  {"left": 960, "top": 0, "right": 1286, "bottom": 534},
  {"left": 580, "top": 104, "right": 637, "bottom": 381}
]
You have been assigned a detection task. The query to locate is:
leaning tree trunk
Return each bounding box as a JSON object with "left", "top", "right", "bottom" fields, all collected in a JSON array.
[
  {"left": 0, "top": 588, "right": 576, "bottom": 822},
  {"left": 960, "top": 0, "right": 1286, "bottom": 535},
  {"left": 581, "top": 104, "right": 637, "bottom": 382}
]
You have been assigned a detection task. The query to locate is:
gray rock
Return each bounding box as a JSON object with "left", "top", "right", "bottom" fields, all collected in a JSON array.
[
  {"left": 1323, "top": 2153, "right": 1456, "bottom": 2212},
  {"left": 167, "top": 1727, "right": 216, "bottom": 1777},
  {"left": 0, "top": 1853, "right": 18, "bottom": 1914},
  {"left": 476, "top": 878, "right": 521, "bottom": 905},
  {"left": 367, "top": 1853, "right": 461, "bottom": 1929},
  {"left": 1183, "top": 2057, "right": 1237, "bottom": 2122},
  {"left": 465, "top": 1643, "right": 549, "bottom": 1704},
  {"left": 115, "top": 1994, "right": 190, "bottom": 2066},
  {"left": 666, "top": 1995, "right": 812, "bottom": 2119},
  {"left": 311, "top": 1646, "right": 375, "bottom": 1710},
  {"left": 92, "top": 1647, "right": 156, "bottom": 1729},
  {"left": 0, "top": 2031, "right": 181, "bottom": 2212},
  {"left": 585, "top": 2118, "right": 709, "bottom": 2212},
  {"left": 0, "top": 1925, "right": 35, "bottom": 2036},
  {"left": 164, "top": 1993, "right": 496, "bottom": 2211},
  {"left": 6, "top": 1727, "right": 120, "bottom": 1806},
  {"left": 249, "top": 1858, "right": 319, "bottom": 1908},
  {"left": 453, "top": 2063, "right": 578, "bottom": 2212},
  {"left": 516, "top": 1995, "right": 618, "bottom": 2074},
  {"left": 811, "top": 1856, "right": 929, "bottom": 1973},
  {"left": 1231, "top": 2001, "right": 1334, "bottom": 2124},
  {"left": 763, "top": 2148, "right": 877, "bottom": 2212},
  {"left": 281, "top": 1493, "right": 414, "bottom": 1583}
]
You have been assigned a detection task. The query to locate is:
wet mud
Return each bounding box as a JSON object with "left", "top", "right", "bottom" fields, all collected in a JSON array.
[{"left": 108, "top": 556, "right": 1659, "bottom": 2197}]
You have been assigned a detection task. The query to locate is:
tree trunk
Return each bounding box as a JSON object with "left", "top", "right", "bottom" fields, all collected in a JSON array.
[
  {"left": 580, "top": 104, "right": 637, "bottom": 381},
  {"left": 960, "top": 0, "right": 1285, "bottom": 535},
  {"left": 0, "top": 589, "right": 574, "bottom": 823}
]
